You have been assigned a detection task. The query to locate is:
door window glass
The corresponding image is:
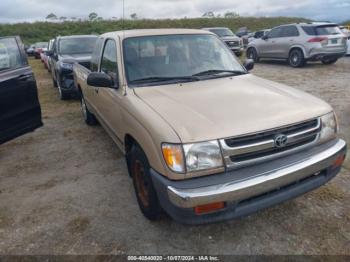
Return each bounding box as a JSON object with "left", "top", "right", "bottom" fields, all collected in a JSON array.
[
  {"left": 281, "top": 26, "right": 300, "bottom": 37},
  {"left": 100, "top": 39, "right": 118, "bottom": 83},
  {"left": 268, "top": 27, "right": 282, "bottom": 38},
  {"left": 0, "top": 38, "right": 24, "bottom": 71}
]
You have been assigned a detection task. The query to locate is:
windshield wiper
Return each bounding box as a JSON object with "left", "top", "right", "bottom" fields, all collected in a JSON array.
[
  {"left": 129, "top": 76, "right": 199, "bottom": 84},
  {"left": 192, "top": 69, "right": 247, "bottom": 77}
]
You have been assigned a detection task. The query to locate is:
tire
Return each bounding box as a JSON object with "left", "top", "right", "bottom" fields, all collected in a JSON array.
[
  {"left": 288, "top": 49, "right": 305, "bottom": 68},
  {"left": 246, "top": 48, "right": 259, "bottom": 62},
  {"left": 128, "top": 144, "right": 162, "bottom": 221},
  {"left": 52, "top": 73, "right": 58, "bottom": 87},
  {"left": 57, "top": 81, "right": 69, "bottom": 100},
  {"left": 80, "top": 96, "right": 98, "bottom": 126},
  {"left": 321, "top": 58, "right": 338, "bottom": 65}
]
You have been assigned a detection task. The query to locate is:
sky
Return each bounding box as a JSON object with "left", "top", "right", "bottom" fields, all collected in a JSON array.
[{"left": 0, "top": 0, "right": 349, "bottom": 23}]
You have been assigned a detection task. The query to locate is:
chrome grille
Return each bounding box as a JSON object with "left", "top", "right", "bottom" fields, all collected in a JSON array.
[
  {"left": 225, "top": 40, "right": 239, "bottom": 47},
  {"left": 220, "top": 118, "right": 321, "bottom": 169}
]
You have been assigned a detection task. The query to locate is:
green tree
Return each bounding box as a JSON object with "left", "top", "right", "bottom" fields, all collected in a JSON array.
[
  {"left": 46, "top": 13, "right": 57, "bottom": 20},
  {"left": 89, "top": 12, "right": 98, "bottom": 21},
  {"left": 202, "top": 11, "right": 215, "bottom": 18},
  {"left": 224, "top": 11, "right": 240, "bottom": 18}
]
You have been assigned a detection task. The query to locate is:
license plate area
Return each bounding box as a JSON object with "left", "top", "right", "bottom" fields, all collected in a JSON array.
[{"left": 330, "top": 38, "right": 338, "bottom": 45}]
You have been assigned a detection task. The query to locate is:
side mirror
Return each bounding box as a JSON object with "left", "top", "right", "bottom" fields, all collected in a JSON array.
[
  {"left": 46, "top": 50, "right": 54, "bottom": 56},
  {"left": 244, "top": 59, "right": 254, "bottom": 71},
  {"left": 262, "top": 35, "right": 268, "bottom": 40},
  {"left": 87, "top": 72, "right": 114, "bottom": 88}
]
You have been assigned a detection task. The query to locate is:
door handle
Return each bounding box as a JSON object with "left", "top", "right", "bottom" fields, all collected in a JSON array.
[{"left": 94, "top": 88, "right": 99, "bottom": 94}]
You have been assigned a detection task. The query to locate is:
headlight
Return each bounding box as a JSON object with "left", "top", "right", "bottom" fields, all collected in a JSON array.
[
  {"left": 162, "top": 141, "right": 224, "bottom": 174},
  {"left": 319, "top": 112, "right": 338, "bottom": 144},
  {"left": 59, "top": 62, "right": 73, "bottom": 70},
  {"left": 183, "top": 141, "right": 223, "bottom": 172}
]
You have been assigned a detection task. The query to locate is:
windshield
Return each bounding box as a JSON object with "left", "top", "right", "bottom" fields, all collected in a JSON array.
[
  {"left": 59, "top": 37, "right": 97, "bottom": 55},
  {"left": 36, "top": 42, "right": 48, "bottom": 48},
  {"left": 303, "top": 25, "right": 342, "bottom": 36},
  {"left": 209, "top": 28, "right": 235, "bottom": 37},
  {"left": 316, "top": 26, "right": 342, "bottom": 35},
  {"left": 123, "top": 34, "right": 246, "bottom": 86}
]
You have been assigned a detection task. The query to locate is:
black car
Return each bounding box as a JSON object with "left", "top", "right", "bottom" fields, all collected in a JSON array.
[
  {"left": 47, "top": 35, "right": 98, "bottom": 100},
  {"left": 0, "top": 36, "right": 42, "bottom": 145}
]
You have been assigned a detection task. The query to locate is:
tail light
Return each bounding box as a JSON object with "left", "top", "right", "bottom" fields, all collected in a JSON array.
[{"left": 308, "top": 37, "right": 328, "bottom": 43}]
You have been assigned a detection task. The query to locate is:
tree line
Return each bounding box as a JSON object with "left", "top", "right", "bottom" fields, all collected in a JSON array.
[{"left": 1, "top": 16, "right": 313, "bottom": 45}]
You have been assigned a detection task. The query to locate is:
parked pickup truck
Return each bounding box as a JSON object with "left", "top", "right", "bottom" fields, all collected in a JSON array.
[
  {"left": 47, "top": 35, "right": 97, "bottom": 100},
  {"left": 0, "top": 36, "right": 42, "bottom": 145},
  {"left": 73, "top": 29, "right": 347, "bottom": 224}
]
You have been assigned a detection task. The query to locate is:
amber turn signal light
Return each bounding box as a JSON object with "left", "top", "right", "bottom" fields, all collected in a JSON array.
[
  {"left": 332, "top": 154, "right": 346, "bottom": 169},
  {"left": 162, "top": 144, "right": 184, "bottom": 173}
]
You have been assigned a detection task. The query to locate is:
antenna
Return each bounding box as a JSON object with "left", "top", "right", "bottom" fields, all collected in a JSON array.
[
  {"left": 122, "top": 0, "right": 127, "bottom": 96},
  {"left": 122, "top": 0, "right": 125, "bottom": 32}
]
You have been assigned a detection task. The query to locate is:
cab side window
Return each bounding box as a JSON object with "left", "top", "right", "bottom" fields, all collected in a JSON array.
[
  {"left": 0, "top": 37, "right": 25, "bottom": 71},
  {"left": 268, "top": 27, "right": 282, "bottom": 38},
  {"left": 100, "top": 39, "right": 118, "bottom": 85}
]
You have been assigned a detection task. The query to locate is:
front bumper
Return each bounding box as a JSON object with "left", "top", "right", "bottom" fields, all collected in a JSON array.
[
  {"left": 58, "top": 72, "right": 77, "bottom": 94},
  {"left": 151, "top": 139, "right": 346, "bottom": 224},
  {"left": 230, "top": 47, "right": 244, "bottom": 54}
]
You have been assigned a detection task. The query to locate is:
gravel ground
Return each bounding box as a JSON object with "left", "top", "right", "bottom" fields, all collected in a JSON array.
[{"left": 0, "top": 58, "right": 349, "bottom": 255}]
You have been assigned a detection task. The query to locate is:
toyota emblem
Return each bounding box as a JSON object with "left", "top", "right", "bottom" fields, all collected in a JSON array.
[{"left": 274, "top": 134, "right": 288, "bottom": 148}]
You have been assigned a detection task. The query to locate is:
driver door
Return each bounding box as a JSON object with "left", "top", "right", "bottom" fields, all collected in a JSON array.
[
  {"left": 0, "top": 36, "right": 42, "bottom": 144},
  {"left": 93, "top": 38, "right": 124, "bottom": 146}
]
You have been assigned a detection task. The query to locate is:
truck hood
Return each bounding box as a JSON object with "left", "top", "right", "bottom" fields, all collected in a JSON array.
[
  {"left": 134, "top": 74, "right": 332, "bottom": 143},
  {"left": 221, "top": 36, "right": 241, "bottom": 41},
  {"left": 60, "top": 54, "right": 92, "bottom": 63}
]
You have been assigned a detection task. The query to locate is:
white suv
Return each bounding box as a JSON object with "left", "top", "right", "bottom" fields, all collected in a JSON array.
[{"left": 247, "top": 23, "right": 347, "bottom": 67}]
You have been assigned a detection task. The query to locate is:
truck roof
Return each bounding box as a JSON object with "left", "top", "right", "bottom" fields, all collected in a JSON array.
[
  {"left": 101, "top": 29, "right": 213, "bottom": 39},
  {"left": 202, "top": 27, "right": 230, "bottom": 30},
  {"left": 58, "top": 35, "right": 98, "bottom": 39}
]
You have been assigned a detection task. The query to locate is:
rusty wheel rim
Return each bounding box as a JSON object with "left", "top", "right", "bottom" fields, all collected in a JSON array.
[{"left": 134, "top": 160, "right": 149, "bottom": 207}]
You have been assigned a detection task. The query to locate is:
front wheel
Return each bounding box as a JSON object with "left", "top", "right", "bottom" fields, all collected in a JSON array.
[
  {"left": 246, "top": 48, "right": 259, "bottom": 62},
  {"left": 321, "top": 58, "right": 338, "bottom": 65},
  {"left": 58, "top": 82, "right": 69, "bottom": 100},
  {"left": 128, "top": 145, "right": 162, "bottom": 221},
  {"left": 288, "top": 49, "right": 305, "bottom": 68},
  {"left": 81, "top": 96, "right": 98, "bottom": 126}
]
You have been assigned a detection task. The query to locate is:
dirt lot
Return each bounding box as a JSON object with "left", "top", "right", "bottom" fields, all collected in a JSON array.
[{"left": 0, "top": 58, "right": 349, "bottom": 255}]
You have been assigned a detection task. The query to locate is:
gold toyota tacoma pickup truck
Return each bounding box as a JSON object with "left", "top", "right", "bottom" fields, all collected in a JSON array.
[{"left": 73, "top": 29, "right": 347, "bottom": 224}]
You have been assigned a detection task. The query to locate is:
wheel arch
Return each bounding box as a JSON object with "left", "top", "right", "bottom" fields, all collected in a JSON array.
[{"left": 289, "top": 45, "right": 307, "bottom": 58}]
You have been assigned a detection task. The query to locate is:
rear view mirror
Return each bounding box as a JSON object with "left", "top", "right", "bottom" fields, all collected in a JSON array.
[
  {"left": 244, "top": 59, "right": 254, "bottom": 71},
  {"left": 87, "top": 72, "right": 114, "bottom": 88},
  {"left": 46, "top": 50, "right": 54, "bottom": 56},
  {"left": 262, "top": 35, "right": 268, "bottom": 40}
]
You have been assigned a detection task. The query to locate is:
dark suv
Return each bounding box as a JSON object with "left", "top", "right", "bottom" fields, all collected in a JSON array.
[
  {"left": 0, "top": 36, "right": 42, "bottom": 144},
  {"left": 48, "top": 35, "right": 97, "bottom": 100}
]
